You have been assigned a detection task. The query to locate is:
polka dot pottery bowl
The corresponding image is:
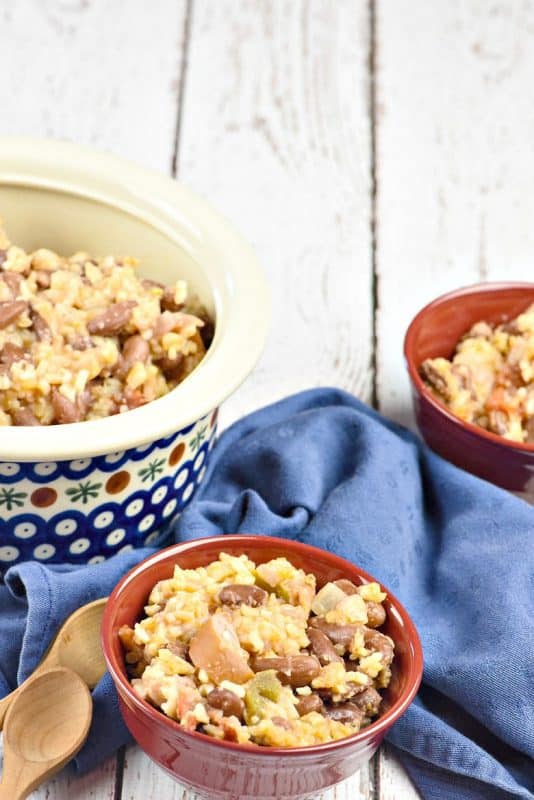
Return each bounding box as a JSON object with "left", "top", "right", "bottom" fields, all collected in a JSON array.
[
  {"left": 0, "top": 138, "right": 269, "bottom": 572},
  {"left": 0, "top": 411, "right": 218, "bottom": 568}
]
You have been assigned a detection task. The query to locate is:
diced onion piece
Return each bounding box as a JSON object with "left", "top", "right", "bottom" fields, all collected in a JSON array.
[{"left": 311, "top": 582, "right": 348, "bottom": 616}]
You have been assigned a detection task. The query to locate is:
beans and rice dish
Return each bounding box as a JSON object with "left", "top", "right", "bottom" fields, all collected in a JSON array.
[
  {"left": 119, "top": 553, "right": 395, "bottom": 747},
  {"left": 0, "top": 223, "right": 212, "bottom": 425},
  {"left": 420, "top": 304, "right": 534, "bottom": 443}
]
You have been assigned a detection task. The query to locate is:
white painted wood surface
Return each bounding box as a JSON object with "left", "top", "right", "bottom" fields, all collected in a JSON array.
[
  {"left": 375, "top": 0, "right": 534, "bottom": 428},
  {"left": 177, "top": 0, "right": 374, "bottom": 431},
  {"left": 124, "top": 4, "right": 374, "bottom": 798},
  {"left": 6, "top": 0, "right": 532, "bottom": 798},
  {"left": 0, "top": 0, "right": 187, "bottom": 174}
]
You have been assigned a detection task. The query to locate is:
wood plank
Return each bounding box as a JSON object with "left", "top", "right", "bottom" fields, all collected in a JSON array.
[
  {"left": 375, "top": 0, "right": 534, "bottom": 793},
  {"left": 0, "top": 746, "right": 117, "bottom": 800},
  {"left": 0, "top": 2, "right": 188, "bottom": 799},
  {"left": 375, "top": 0, "right": 534, "bottom": 427},
  {"left": 121, "top": 0, "right": 375, "bottom": 796},
  {"left": 120, "top": 747, "right": 189, "bottom": 800},
  {"left": 30, "top": 759, "right": 117, "bottom": 800},
  {"left": 178, "top": 0, "right": 374, "bottom": 429},
  {"left": 377, "top": 746, "right": 421, "bottom": 800},
  {"left": 0, "top": 0, "right": 187, "bottom": 174}
]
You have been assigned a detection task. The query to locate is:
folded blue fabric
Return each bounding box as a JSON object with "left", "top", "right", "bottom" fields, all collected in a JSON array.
[{"left": 1, "top": 388, "right": 533, "bottom": 800}]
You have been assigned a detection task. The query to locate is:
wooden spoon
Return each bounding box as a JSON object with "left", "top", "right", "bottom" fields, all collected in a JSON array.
[
  {"left": 0, "top": 597, "right": 107, "bottom": 729},
  {"left": 0, "top": 666, "right": 92, "bottom": 800}
]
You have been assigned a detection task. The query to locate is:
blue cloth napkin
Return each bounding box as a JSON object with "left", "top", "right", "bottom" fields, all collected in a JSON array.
[{"left": 1, "top": 388, "right": 533, "bottom": 800}]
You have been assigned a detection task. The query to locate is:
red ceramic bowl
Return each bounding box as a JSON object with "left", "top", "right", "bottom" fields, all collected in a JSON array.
[
  {"left": 404, "top": 282, "right": 534, "bottom": 500},
  {"left": 102, "top": 535, "right": 423, "bottom": 800}
]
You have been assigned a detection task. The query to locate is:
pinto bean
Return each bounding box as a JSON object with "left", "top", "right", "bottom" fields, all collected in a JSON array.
[
  {"left": 350, "top": 687, "right": 382, "bottom": 716},
  {"left": 123, "top": 334, "right": 149, "bottom": 364},
  {"left": 324, "top": 702, "right": 365, "bottom": 726},
  {"left": 0, "top": 342, "right": 25, "bottom": 367},
  {"left": 332, "top": 579, "right": 359, "bottom": 595},
  {"left": 141, "top": 278, "right": 164, "bottom": 291},
  {"left": 307, "top": 627, "right": 343, "bottom": 666},
  {"left": 123, "top": 387, "right": 147, "bottom": 410},
  {"left": 157, "top": 353, "right": 184, "bottom": 380},
  {"left": 365, "top": 602, "right": 386, "bottom": 628},
  {"left": 251, "top": 655, "right": 321, "bottom": 688},
  {"left": 219, "top": 584, "right": 268, "bottom": 608},
  {"left": 206, "top": 688, "right": 245, "bottom": 720},
  {"left": 316, "top": 674, "right": 370, "bottom": 705},
  {"left": 116, "top": 335, "right": 150, "bottom": 377},
  {"left": 1, "top": 271, "right": 21, "bottom": 296},
  {"left": 161, "top": 285, "right": 184, "bottom": 312},
  {"left": 87, "top": 301, "right": 136, "bottom": 335},
  {"left": 451, "top": 363, "right": 473, "bottom": 393},
  {"left": 0, "top": 300, "right": 27, "bottom": 329},
  {"left": 165, "top": 641, "right": 188, "bottom": 660},
  {"left": 51, "top": 388, "right": 81, "bottom": 424},
  {"left": 296, "top": 693, "right": 324, "bottom": 716},
  {"left": 419, "top": 360, "right": 449, "bottom": 398},
  {"left": 35, "top": 270, "right": 51, "bottom": 289},
  {"left": 364, "top": 629, "right": 394, "bottom": 665},
  {"left": 154, "top": 311, "right": 203, "bottom": 337},
  {"left": 76, "top": 389, "right": 92, "bottom": 419},
  {"left": 153, "top": 311, "right": 180, "bottom": 337},
  {"left": 488, "top": 409, "right": 509, "bottom": 437},
  {"left": 69, "top": 335, "right": 92, "bottom": 351},
  {"left": 30, "top": 307, "right": 51, "bottom": 342},
  {"left": 308, "top": 618, "right": 363, "bottom": 648},
  {"left": 199, "top": 316, "right": 215, "bottom": 349},
  {"left": 500, "top": 320, "right": 520, "bottom": 335},
  {"left": 12, "top": 407, "right": 40, "bottom": 426}
]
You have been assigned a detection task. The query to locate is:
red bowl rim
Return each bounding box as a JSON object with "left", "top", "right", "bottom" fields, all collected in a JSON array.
[
  {"left": 404, "top": 281, "right": 534, "bottom": 454},
  {"left": 102, "top": 534, "right": 423, "bottom": 758}
]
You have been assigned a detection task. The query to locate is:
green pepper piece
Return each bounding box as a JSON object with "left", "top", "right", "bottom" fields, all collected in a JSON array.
[{"left": 245, "top": 670, "right": 283, "bottom": 718}]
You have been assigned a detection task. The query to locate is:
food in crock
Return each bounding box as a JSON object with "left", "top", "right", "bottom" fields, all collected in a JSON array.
[
  {"left": 0, "top": 223, "right": 213, "bottom": 425},
  {"left": 119, "top": 552, "right": 395, "bottom": 747},
  {"left": 420, "top": 303, "right": 534, "bottom": 443}
]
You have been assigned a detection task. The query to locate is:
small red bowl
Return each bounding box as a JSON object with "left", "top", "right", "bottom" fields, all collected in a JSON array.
[
  {"left": 404, "top": 282, "right": 534, "bottom": 500},
  {"left": 102, "top": 535, "right": 423, "bottom": 800}
]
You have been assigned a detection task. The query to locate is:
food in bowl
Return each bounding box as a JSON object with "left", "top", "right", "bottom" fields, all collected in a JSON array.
[
  {"left": 0, "top": 223, "right": 213, "bottom": 426},
  {"left": 0, "top": 139, "right": 268, "bottom": 571},
  {"left": 420, "top": 303, "right": 534, "bottom": 444},
  {"left": 404, "top": 283, "right": 534, "bottom": 499},
  {"left": 103, "top": 535, "right": 422, "bottom": 800},
  {"left": 119, "top": 552, "right": 395, "bottom": 747}
]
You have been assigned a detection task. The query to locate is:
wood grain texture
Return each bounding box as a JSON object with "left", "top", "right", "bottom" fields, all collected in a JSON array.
[
  {"left": 377, "top": 745, "right": 421, "bottom": 800},
  {"left": 0, "top": 0, "right": 187, "bottom": 173},
  {"left": 176, "top": 0, "right": 374, "bottom": 430},
  {"left": 0, "top": 2, "right": 187, "bottom": 799},
  {"left": 0, "top": 751, "right": 117, "bottom": 800},
  {"left": 120, "top": 0, "right": 374, "bottom": 797},
  {"left": 375, "top": 0, "right": 534, "bottom": 426},
  {"left": 375, "top": 0, "right": 534, "bottom": 793}
]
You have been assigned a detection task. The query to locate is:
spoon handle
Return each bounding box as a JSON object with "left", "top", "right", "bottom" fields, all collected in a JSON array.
[{"left": 0, "top": 769, "right": 28, "bottom": 800}]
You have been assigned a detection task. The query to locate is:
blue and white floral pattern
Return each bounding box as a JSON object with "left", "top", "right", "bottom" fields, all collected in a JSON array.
[{"left": 0, "top": 409, "right": 218, "bottom": 570}]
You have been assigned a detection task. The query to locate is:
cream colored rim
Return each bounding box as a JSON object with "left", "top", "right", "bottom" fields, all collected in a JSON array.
[{"left": 0, "top": 137, "right": 270, "bottom": 461}]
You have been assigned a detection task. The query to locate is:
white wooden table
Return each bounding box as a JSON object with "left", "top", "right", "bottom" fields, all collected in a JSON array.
[{"left": 2, "top": 1, "right": 533, "bottom": 798}]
